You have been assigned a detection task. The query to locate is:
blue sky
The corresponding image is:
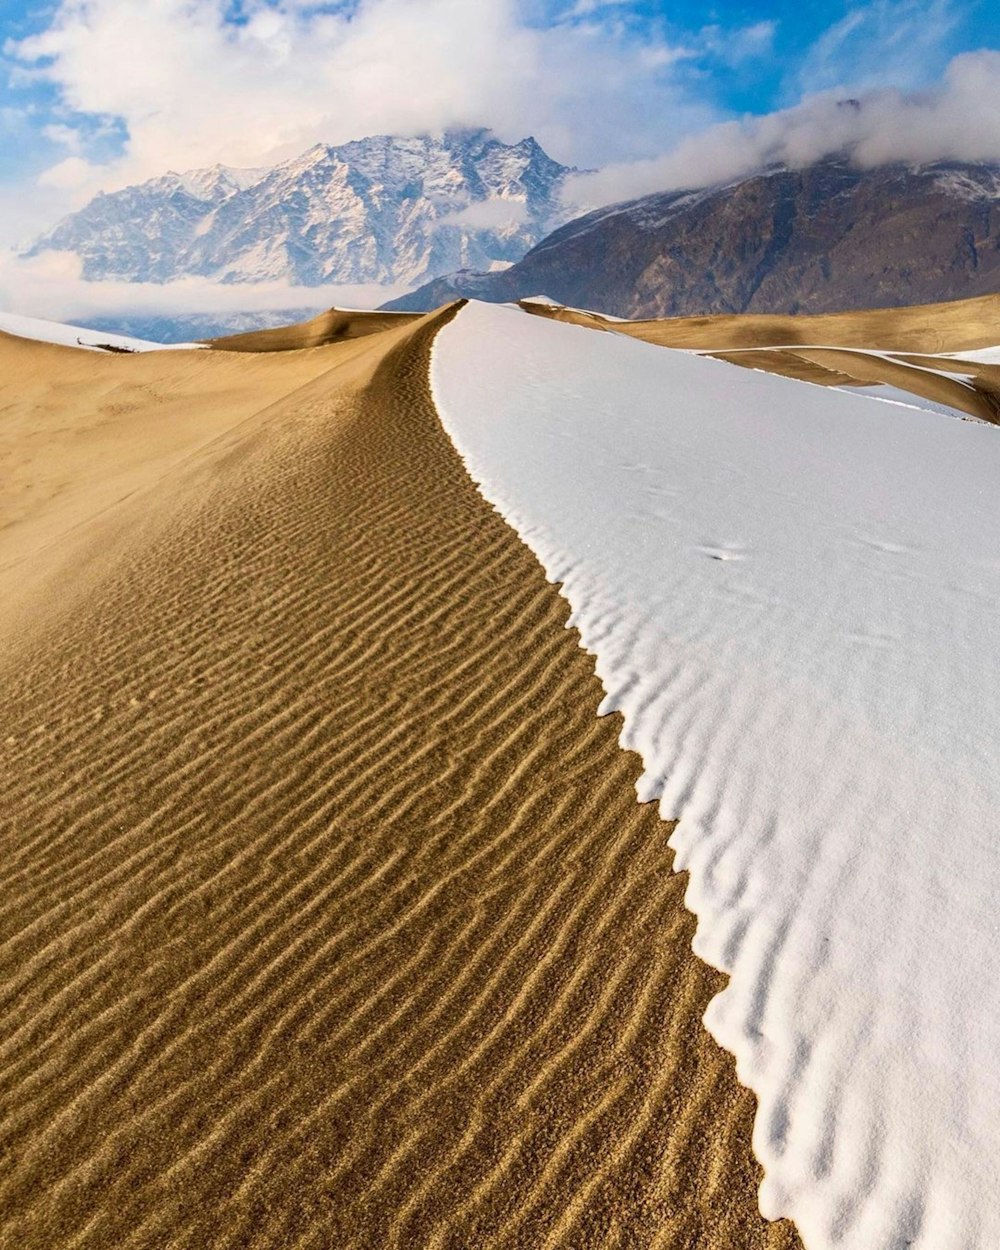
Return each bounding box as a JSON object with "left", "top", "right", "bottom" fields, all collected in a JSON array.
[{"left": 0, "top": 0, "right": 993, "bottom": 190}]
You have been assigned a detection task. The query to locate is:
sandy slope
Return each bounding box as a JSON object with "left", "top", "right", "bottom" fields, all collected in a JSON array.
[
  {"left": 0, "top": 331, "right": 352, "bottom": 636},
  {"left": 0, "top": 314, "right": 799, "bottom": 1248},
  {"left": 207, "top": 306, "right": 422, "bottom": 352},
  {"left": 605, "top": 293, "right": 1000, "bottom": 353}
]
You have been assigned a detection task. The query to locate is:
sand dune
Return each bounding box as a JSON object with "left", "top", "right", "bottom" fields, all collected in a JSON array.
[
  {"left": 0, "top": 329, "right": 358, "bottom": 637},
  {"left": 207, "top": 306, "right": 422, "bottom": 352},
  {"left": 709, "top": 345, "right": 1000, "bottom": 423},
  {"left": 519, "top": 294, "right": 1000, "bottom": 424},
  {"left": 0, "top": 314, "right": 798, "bottom": 1247},
  {"left": 608, "top": 293, "right": 1000, "bottom": 353}
]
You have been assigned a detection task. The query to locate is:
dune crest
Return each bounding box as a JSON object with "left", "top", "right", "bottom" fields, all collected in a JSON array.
[{"left": 206, "top": 306, "right": 423, "bottom": 352}]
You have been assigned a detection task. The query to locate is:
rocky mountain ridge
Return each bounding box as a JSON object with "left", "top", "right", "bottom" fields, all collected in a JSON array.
[
  {"left": 28, "top": 129, "right": 576, "bottom": 288},
  {"left": 384, "top": 158, "right": 1000, "bottom": 317}
]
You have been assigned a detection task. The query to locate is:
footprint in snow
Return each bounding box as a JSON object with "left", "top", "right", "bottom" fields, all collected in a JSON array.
[{"left": 698, "top": 542, "right": 747, "bottom": 562}]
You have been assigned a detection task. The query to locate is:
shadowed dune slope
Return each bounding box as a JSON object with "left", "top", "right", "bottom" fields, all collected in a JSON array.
[
  {"left": 710, "top": 346, "right": 1000, "bottom": 424},
  {"left": 206, "top": 306, "right": 423, "bottom": 352},
  {"left": 0, "top": 313, "right": 801, "bottom": 1248}
]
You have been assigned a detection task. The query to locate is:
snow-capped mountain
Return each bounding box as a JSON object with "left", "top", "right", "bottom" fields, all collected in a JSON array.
[{"left": 27, "top": 129, "right": 577, "bottom": 288}]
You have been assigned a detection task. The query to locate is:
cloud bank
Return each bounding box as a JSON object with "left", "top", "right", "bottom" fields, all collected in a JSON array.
[
  {"left": 566, "top": 50, "right": 1000, "bottom": 208},
  {"left": 6, "top": 0, "right": 718, "bottom": 203},
  {"left": 0, "top": 250, "right": 408, "bottom": 322},
  {"left": 433, "top": 200, "right": 530, "bottom": 231}
]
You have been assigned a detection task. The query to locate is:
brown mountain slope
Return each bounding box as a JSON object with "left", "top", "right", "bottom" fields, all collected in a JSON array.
[
  {"left": 0, "top": 317, "right": 800, "bottom": 1247},
  {"left": 386, "top": 158, "right": 1000, "bottom": 318}
]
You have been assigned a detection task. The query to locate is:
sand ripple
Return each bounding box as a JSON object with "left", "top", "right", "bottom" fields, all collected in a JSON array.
[{"left": 0, "top": 314, "right": 797, "bottom": 1248}]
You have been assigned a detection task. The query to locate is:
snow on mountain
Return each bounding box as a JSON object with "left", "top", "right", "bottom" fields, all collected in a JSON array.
[
  {"left": 432, "top": 300, "right": 1000, "bottom": 1250},
  {"left": 27, "top": 129, "right": 576, "bottom": 288}
]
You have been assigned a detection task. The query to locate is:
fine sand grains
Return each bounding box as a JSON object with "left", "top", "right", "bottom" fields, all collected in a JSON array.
[{"left": 0, "top": 314, "right": 800, "bottom": 1249}]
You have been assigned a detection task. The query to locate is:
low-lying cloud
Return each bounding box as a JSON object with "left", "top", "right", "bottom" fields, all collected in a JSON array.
[
  {"left": 0, "top": 250, "right": 407, "bottom": 323},
  {"left": 432, "top": 200, "right": 530, "bottom": 231},
  {"left": 566, "top": 50, "right": 1000, "bottom": 208}
]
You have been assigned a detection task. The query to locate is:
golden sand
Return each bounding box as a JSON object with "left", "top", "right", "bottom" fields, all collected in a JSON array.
[
  {"left": 597, "top": 292, "right": 1000, "bottom": 353},
  {"left": 0, "top": 313, "right": 800, "bottom": 1247},
  {"left": 207, "top": 306, "right": 422, "bottom": 352}
]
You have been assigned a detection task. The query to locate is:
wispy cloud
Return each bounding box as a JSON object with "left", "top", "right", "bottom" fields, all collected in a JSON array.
[
  {"left": 433, "top": 200, "right": 530, "bottom": 230},
  {"left": 565, "top": 49, "right": 1000, "bottom": 209},
  {"left": 697, "top": 20, "right": 777, "bottom": 67},
  {"left": 792, "top": 0, "right": 965, "bottom": 94}
]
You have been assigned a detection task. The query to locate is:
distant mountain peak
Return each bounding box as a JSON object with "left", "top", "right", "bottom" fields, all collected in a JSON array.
[{"left": 27, "top": 129, "right": 577, "bottom": 289}]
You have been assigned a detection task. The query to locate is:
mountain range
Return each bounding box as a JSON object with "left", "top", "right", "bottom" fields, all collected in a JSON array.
[
  {"left": 29, "top": 138, "right": 1000, "bottom": 339},
  {"left": 386, "top": 158, "right": 1000, "bottom": 317},
  {"left": 28, "top": 129, "right": 576, "bottom": 289}
]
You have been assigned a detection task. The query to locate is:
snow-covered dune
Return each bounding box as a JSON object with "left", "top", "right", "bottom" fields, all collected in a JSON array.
[
  {"left": 938, "top": 345, "right": 1000, "bottom": 365},
  {"left": 0, "top": 311, "right": 202, "bottom": 352},
  {"left": 432, "top": 301, "right": 1000, "bottom": 1250}
]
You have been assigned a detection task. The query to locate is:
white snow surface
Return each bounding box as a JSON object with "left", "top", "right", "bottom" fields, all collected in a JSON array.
[
  {"left": 432, "top": 301, "right": 1000, "bottom": 1250},
  {"left": 937, "top": 345, "right": 1000, "bottom": 366},
  {"left": 834, "top": 384, "right": 973, "bottom": 421},
  {"left": 0, "top": 311, "right": 202, "bottom": 352}
]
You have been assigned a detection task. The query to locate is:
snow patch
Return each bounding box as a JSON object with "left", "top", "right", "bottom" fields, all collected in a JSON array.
[{"left": 0, "top": 311, "right": 203, "bottom": 351}]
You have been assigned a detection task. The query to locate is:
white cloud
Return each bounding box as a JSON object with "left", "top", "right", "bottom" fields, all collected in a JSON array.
[
  {"left": 565, "top": 50, "right": 1000, "bottom": 209},
  {"left": 37, "top": 156, "right": 101, "bottom": 190},
  {"left": 433, "top": 200, "right": 530, "bottom": 230},
  {"left": 8, "top": 0, "right": 711, "bottom": 200},
  {"left": 0, "top": 249, "right": 407, "bottom": 321}
]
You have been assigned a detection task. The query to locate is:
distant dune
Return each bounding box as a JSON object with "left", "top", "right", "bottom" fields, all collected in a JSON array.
[
  {"left": 206, "top": 306, "right": 422, "bottom": 352},
  {"left": 521, "top": 293, "right": 1000, "bottom": 424},
  {"left": 0, "top": 311, "right": 798, "bottom": 1248},
  {"left": 602, "top": 292, "right": 1000, "bottom": 352}
]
